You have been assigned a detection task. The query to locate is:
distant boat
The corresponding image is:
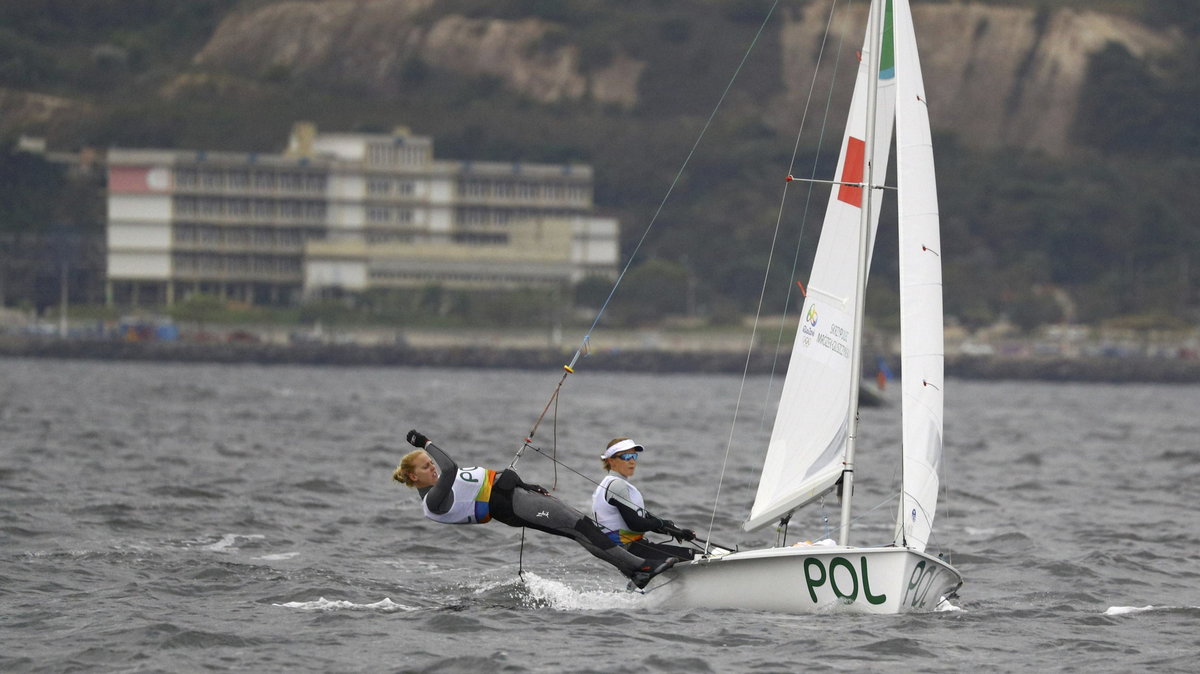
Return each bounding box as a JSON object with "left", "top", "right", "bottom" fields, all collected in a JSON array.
[{"left": 648, "top": 0, "right": 962, "bottom": 613}]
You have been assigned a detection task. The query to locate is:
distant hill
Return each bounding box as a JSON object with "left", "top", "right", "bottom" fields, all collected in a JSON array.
[{"left": 1, "top": 0, "right": 1197, "bottom": 329}]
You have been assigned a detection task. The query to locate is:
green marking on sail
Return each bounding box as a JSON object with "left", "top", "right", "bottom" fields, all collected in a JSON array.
[{"left": 880, "top": 0, "right": 895, "bottom": 80}]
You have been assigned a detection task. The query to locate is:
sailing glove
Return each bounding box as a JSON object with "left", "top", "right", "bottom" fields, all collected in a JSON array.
[
  {"left": 659, "top": 520, "right": 697, "bottom": 541},
  {"left": 406, "top": 429, "right": 429, "bottom": 448}
]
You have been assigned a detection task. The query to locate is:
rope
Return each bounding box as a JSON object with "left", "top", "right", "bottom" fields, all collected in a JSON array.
[
  {"left": 513, "top": 365, "right": 573, "bottom": 469},
  {"left": 518, "top": 441, "right": 708, "bottom": 550},
  {"left": 939, "top": 439, "right": 954, "bottom": 564},
  {"left": 573, "top": 0, "right": 783, "bottom": 350},
  {"left": 761, "top": 0, "right": 851, "bottom": 428},
  {"left": 517, "top": 0, "right": 785, "bottom": 473},
  {"left": 517, "top": 527, "right": 526, "bottom": 579}
]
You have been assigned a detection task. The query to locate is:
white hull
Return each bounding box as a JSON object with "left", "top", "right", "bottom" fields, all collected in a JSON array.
[{"left": 651, "top": 545, "right": 962, "bottom": 614}]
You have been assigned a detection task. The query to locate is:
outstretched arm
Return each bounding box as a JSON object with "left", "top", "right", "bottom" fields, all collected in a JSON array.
[{"left": 408, "top": 430, "right": 458, "bottom": 515}]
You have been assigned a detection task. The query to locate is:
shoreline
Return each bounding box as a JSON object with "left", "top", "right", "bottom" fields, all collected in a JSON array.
[{"left": 3, "top": 336, "right": 1200, "bottom": 383}]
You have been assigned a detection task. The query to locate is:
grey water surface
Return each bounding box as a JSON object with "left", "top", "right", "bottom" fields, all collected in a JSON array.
[{"left": 2, "top": 357, "right": 1198, "bottom": 672}]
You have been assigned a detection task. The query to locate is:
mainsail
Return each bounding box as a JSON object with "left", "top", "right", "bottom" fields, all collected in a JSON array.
[
  {"left": 893, "top": 0, "right": 944, "bottom": 551},
  {"left": 744, "top": 3, "right": 898, "bottom": 533}
]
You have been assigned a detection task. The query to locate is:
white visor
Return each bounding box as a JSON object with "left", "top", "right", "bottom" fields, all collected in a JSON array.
[{"left": 601, "top": 438, "right": 644, "bottom": 459}]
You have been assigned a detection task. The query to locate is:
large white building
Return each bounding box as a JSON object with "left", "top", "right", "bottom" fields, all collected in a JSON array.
[{"left": 105, "top": 123, "right": 619, "bottom": 306}]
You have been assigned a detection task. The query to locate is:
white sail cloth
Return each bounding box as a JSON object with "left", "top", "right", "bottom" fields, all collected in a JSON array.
[
  {"left": 744, "top": 4, "right": 897, "bottom": 533},
  {"left": 893, "top": 0, "right": 944, "bottom": 552}
]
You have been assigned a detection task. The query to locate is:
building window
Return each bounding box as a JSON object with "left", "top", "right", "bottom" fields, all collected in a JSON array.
[
  {"left": 254, "top": 172, "right": 276, "bottom": 190},
  {"left": 367, "top": 206, "right": 392, "bottom": 223},
  {"left": 228, "top": 170, "right": 250, "bottom": 189},
  {"left": 304, "top": 174, "right": 326, "bottom": 192},
  {"left": 279, "top": 173, "right": 303, "bottom": 191},
  {"left": 201, "top": 171, "right": 224, "bottom": 190},
  {"left": 367, "top": 177, "right": 392, "bottom": 195},
  {"left": 199, "top": 226, "right": 220, "bottom": 245},
  {"left": 253, "top": 200, "right": 275, "bottom": 219},
  {"left": 176, "top": 169, "right": 199, "bottom": 189},
  {"left": 280, "top": 200, "right": 304, "bottom": 219},
  {"left": 198, "top": 198, "right": 222, "bottom": 217}
]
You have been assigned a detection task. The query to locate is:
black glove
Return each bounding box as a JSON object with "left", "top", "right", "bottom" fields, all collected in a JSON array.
[
  {"left": 659, "top": 520, "right": 696, "bottom": 542},
  {"left": 523, "top": 483, "right": 550, "bottom": 496},
  {"left": 406, "top": 429, "right": 429, "bottom": 448}
]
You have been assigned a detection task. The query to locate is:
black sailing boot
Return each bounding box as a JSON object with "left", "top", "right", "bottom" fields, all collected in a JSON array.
[{"left": 629, "top": 557, "right": 681, "bottom": 590}]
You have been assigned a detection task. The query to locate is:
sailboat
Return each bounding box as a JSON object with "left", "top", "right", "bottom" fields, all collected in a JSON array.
[{"left": 646, "top": 0, "right": 963, "bottom": 613}]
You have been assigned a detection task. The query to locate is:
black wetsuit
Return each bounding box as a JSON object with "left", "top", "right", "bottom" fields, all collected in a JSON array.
[
  {"left": 601, "top": 486, "right": 698, "bottom": 562},
  {"left": 418, "top": 442, "right": 653, "bottom": 578}
]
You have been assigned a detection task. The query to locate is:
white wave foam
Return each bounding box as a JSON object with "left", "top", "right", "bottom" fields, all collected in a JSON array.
[
  {"left": 518, "top": 571, "right": 649, "bottom": 611},
  {"left": 201, "top": 533, "right": 265, "bottom": 552},
  {"left": 274, "top": 596, "right": 416, "bottom": 612},
  {"left": 1104, "top": 605, "right": 1200, "bottom": 615},
  {"left": 1104, "top": 605, "right": 1179, "bottom": 616},
  {"left": 936, "top": 596, "right": 964, "bottom": 612},
  {"left": 256, "top": 552, "right": 299, "bottom": 561}
]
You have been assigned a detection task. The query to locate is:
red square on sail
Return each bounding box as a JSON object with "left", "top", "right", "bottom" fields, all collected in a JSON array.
[{"left": 837, "top": 137, "right": 865, "bottom": 207}]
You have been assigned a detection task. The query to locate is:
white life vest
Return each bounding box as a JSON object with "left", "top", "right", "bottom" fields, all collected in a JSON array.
[
  {"left": 591, "top": 475, "right": 645, "bottom": 544},
  {"left": 422, "top": 466, "right": 495, "bottom": 524}
]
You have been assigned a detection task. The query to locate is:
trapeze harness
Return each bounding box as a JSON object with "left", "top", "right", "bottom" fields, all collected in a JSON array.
[
  {"left": 420, "top": 465, "right": 496, "bottom": 524},
  {"left": 592, "top": 475, "right": 648, "bottom": 545}
]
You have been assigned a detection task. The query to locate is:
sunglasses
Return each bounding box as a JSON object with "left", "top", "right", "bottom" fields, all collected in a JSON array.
[{"left": 614, "top": 452, "right": 640, "bottom": 461}]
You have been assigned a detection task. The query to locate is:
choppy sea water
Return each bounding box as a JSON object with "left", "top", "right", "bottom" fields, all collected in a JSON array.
[{"left": 2, "top": 357, "right": 1198, "bottom": 672}]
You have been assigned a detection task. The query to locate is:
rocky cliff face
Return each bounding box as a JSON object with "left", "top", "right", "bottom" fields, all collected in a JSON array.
[
  {"left": 188, "top": 0, "right": 1179, "bottom": 155},
  {"left": 191, "top": 0, "right": 643, "bottom": 108},
  {"left": 2, "top": 1, "right": 1172, "bottom": 156},
  {"left": 777, "top": 2, "right": 1179, "bottom": 154}
]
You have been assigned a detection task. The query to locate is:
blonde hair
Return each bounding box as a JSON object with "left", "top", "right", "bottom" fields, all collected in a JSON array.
[
  {"left": 601, "top": 437, "right": 631, "bottom": 470},
  {"left": 393, "top": 449, "right": 428, "bottom": 488}
]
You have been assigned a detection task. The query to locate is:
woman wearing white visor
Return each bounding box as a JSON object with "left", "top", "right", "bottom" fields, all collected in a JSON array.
[{"left": 591, "top": 437, "right": 698, "bottom": 563}]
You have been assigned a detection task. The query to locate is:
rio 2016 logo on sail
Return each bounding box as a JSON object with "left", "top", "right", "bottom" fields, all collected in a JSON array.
[{"left": 801, "top": 305, "right": 818, "bottom": 346}]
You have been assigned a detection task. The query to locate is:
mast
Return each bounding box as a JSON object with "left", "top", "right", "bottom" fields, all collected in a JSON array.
[{"left": 839, "top": 0, "right": 886, "bottom": 547}]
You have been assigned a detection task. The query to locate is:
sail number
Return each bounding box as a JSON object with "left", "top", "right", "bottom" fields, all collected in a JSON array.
[
  {"left": 803, "top": 556, "right": 886, "bottom": 605},
  {"left": 901, "top": 560, "right": 943, "bottom": 609},
  {"left": 802, "top": 556, "right": 945, "bottom": 608}
]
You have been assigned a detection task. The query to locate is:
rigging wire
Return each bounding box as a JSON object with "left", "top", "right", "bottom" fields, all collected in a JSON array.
[
  {"left": 518, "top": 0, "right": 785, "bottom": 469},
  {"left": 514, "top": 0, "right": 872, "bottom": 559},
  {"left": 759, "top": 0, "right": 852, "bottom": 429},
  {"left": 518, "top": 440, "right": 710, "bottom": 553},
  {"left": 705, "top": 0, "right": 852, "bottom": 547}
]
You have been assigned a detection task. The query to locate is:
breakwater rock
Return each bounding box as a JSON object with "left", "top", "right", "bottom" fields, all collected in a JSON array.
[
  {"left": 0, "top": 337, "right": 771, "bottom": 373},
  {"left": 3, "top": 337, "right": 1200, "bottom": 383}
]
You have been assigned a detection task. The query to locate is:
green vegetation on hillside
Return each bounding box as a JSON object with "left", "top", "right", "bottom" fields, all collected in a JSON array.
[{"left": 1, "top": 0, "right": 1197, "bottom": 331}]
